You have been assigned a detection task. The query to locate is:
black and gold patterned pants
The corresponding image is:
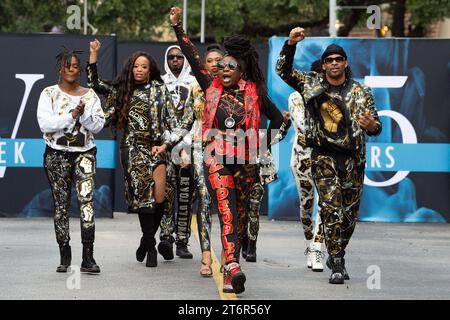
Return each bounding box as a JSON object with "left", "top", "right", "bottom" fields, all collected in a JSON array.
[
  {"left": 44, "top": 146, "right": 97, "bottom": 245},
  {"left": 245, "top": 181, "right": 264, "bottom": 242},
  {"left": 159, "top": 163, "right": 195, "bottom": 244},
  {"left": 311, "top": 151, "right": 364, "bottom": 257},
  {"left": 192, "top": 144, "right": 212, "bottom": 252},
  {"left": 159, "top": 163, "right": 176, "bottom": 242}
]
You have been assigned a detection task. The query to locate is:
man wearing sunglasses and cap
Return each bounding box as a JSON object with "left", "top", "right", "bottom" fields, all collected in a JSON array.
[{"left": 276, "top": 27, "right": 382, "bottom": 284}]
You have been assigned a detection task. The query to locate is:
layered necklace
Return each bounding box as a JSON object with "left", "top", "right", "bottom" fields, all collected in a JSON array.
[{"left": 221, "top": 89, "right": 245, "bottom": 129}]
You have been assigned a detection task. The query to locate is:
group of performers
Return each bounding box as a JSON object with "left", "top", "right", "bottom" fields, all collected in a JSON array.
[{"left": 37, "top": 7, "right": 381, "bottom": 294}]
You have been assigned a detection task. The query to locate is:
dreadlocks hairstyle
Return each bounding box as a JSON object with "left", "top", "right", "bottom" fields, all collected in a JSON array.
[
  {"left": 222, "top": 34, "right": 272, "bottom": 107},
  {"left": 55, "top": 46, "right": 83, "bottom": 83},
  {"left": 107, "top": 51, "right": 163, "bottom": 130}
]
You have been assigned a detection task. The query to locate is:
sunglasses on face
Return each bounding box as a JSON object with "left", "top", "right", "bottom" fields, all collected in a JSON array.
[
  {"left": 168, "top": 54, "right": 184, "bottom": 60},
  {"left": 217, "top": 60, "right": 240, "bottom": 70},
  {"left": 323, "top": 56, "right": 346, "bottom": 64}
]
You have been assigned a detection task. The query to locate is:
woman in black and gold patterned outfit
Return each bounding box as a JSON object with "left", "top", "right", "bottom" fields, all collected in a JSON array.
[{"left": 86, "top": 39, "right": 191, "bottom": 268}]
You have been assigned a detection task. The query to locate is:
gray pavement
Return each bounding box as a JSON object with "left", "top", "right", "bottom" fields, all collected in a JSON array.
[{"left": 1, "top": 212, "right": 450, "bottom": 300}]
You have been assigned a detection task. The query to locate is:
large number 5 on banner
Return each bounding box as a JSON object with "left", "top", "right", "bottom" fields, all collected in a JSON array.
[{"left": 363, "top": 76, "right": 417, "bottom": 187}]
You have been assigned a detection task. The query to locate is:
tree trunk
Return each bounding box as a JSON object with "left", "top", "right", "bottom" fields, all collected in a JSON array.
[
  {"left": 391, "top": 0, "right": 406, "bottom": 37},
  {"left": 337, "top": 10, "right": 362, "bottom": 36}
]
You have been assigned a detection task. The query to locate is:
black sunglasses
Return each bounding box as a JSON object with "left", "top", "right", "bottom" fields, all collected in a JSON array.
[
  {"left": 168, "top": 54, "right": 184, "bottom": 60},
  {"left": 217, "top": 60, "right": 240, "bottom": 70},
  {"left": 323, "top": 56, "right": 346, "bottom": 64}
]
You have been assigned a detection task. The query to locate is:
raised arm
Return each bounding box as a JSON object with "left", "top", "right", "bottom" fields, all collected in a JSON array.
[
  {"left": 276, "top": 27, "right": 312, "bottom": 95},
  {"left": 86, "top": 39, "right": 114, "bottom": 95},
  {"left": 85, "top": 39, "right": 118, "bottom": 127},
  {"left": 170, "top": 7, "right": 211, "bottom": 92}
]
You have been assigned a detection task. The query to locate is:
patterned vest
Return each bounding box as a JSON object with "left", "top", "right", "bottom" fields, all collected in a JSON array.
[{"left": 202, "top": 78, "right": 262, "bottom": 150}]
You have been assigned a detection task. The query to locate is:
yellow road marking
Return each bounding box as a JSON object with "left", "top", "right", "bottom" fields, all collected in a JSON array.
[{"left": 191, "top": 214, "right": 238, "bottom": 300}]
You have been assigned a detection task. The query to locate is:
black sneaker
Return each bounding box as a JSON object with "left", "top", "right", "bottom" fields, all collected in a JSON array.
[
  {"left": 328, "top": 256, "right": 345, "bottom": 284},
  {"left": 176, "top": 243, "right": 193, "bottom": 259},
  {"left": 326, "top": 255, "right": 350, "bottom": 280},
  {"left": 157, "top": 240, "right": 174, "bottom": 260}
]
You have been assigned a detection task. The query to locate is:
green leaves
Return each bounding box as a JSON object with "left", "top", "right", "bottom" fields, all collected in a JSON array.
[{"left": 0, "top": 0, "right": 449, "bottom": 40}]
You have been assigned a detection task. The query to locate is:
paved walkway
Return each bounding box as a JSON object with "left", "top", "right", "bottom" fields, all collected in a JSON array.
[{"left": 1, "top": 213, "right": 449, "bottom": 300}]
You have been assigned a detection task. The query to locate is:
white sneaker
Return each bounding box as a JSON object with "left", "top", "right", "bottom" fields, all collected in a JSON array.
[
  {"left": 310, "top": 242, "right": 324, "bottom": 272},
  {"left": 304, "top": 240, "right": 312, "bottom": 268}
]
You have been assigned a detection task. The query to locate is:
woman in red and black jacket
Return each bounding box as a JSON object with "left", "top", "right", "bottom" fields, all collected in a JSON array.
[{"left": 170, "top": 7, "right": 288, "bottom": 294}]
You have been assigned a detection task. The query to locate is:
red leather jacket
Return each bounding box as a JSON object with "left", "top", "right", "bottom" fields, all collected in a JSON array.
[{"left": 202, "top": 78, "right": 262, "bottom": 153}]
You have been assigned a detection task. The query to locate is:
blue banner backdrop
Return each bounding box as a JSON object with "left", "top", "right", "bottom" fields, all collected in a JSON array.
[
  {"left": 267, "top": 37, "right": 450, "bottom": 223},
  {"left": 0, "top": 33, "right": 117, "bottom": 217}
]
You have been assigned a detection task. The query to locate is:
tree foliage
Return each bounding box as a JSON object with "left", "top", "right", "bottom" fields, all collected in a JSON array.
[{"left": 0, "top": 0, "right": 449, "bottom": 41}]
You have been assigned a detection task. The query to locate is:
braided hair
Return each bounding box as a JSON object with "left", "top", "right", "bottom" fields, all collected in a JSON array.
[
  {"left": 55, "top": 46, "right": 83, "bottom": 83},
  {"left": 222, "top": 35, "right": 268, "bottom": 100}
]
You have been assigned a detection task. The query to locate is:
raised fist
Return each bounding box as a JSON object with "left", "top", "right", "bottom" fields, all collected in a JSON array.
[
  {"left": 170, "top": 7, "right": 182, "bottom": 26},
  {"left": 89, "top": 39, "right": 101, "bottom": 53},
  {"left": 288, "top": 27, "right": 305, "bottom": 45}
]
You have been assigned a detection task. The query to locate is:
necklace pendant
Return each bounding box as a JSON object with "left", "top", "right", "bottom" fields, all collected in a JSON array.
[{"left": 224, "top": 117, "right": 235, "bottom": 129}]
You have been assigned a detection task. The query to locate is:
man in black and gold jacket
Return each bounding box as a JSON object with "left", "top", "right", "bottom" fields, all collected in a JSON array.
[{"left": 277, "top": 27, "right": 382, "bottom": 284}]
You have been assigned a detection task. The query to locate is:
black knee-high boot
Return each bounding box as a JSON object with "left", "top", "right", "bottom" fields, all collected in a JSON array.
[
  {"left": 145, "top": 203, "right": 165, "bottom": 267},
  {"left": 153, "top": 202, "right": 165, "bottom": 231},
  {"left": 137, "top": 211, "right": 154, "bottom": 263},
  {"left": 155, "top": 202, "right": 174, "bottom": 262}
]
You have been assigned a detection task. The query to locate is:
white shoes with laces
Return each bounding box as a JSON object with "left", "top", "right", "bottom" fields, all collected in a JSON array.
[{"left": 310, "top": 242, "right": 324, "bottom": 272}]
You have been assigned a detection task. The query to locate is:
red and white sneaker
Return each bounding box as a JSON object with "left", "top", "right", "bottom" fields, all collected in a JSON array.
[
  {"left": 225, "top": 262, "right": 246, "bottom": 294},
  {"left": 222, "top": 272, "right": 233, "bottom": 293}
]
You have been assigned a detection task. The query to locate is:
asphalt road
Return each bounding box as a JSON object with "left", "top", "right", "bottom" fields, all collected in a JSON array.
[{"left": 1, "top": 212, "right": 449, "bottom": 300}]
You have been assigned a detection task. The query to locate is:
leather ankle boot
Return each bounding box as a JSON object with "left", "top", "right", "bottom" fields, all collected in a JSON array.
[
  {"left": 81, "top": 243, "right": 101, "bottom": 274},
  {"left": 245, "top": 239, "right": 257, "bottom": 262},
  {"left": 57, "top": 242, "right": 71, "bottom": 273}
]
